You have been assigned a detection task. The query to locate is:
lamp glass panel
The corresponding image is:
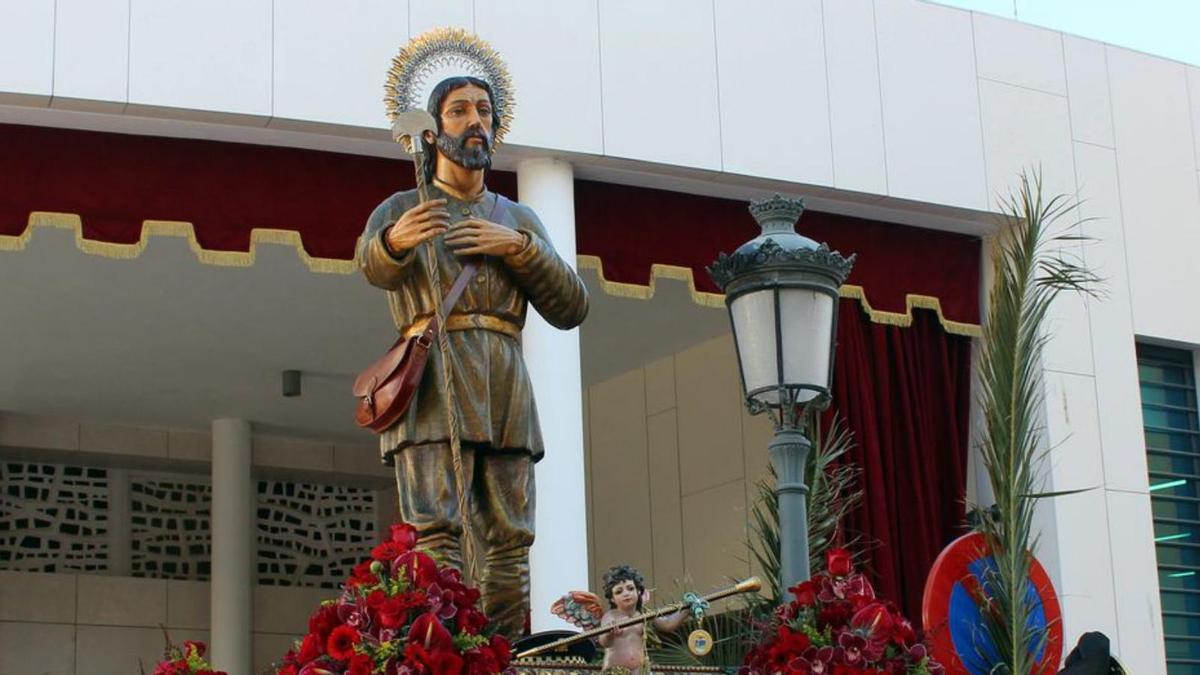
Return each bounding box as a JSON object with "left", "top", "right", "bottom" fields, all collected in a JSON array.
[
  {"left": 730, "top": 289, "right": 778, "bottom": 401},
  {"left": 779, "top": 288, "right": 835, "bottom": 403}
]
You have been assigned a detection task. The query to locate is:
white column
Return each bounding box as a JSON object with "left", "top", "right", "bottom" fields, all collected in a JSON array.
[
  {"left": 210, "top": 418, "right": 254, "bottom": 674},
  {"left": 517, "top": 157, "right": 590, "bottom": 631}
]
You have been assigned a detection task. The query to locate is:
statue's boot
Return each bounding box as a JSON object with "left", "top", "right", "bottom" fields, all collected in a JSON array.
[{"left": 480, "top": 544, "right": 530, "bottom": 641}]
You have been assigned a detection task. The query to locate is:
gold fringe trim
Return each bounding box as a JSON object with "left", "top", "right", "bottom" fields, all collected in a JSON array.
[
  {"left": 577, "top": 254, "right": 982, "bottom": 338},
  {"left": 0, "top": 215, "right": 981, "bottom": 337},
  {"left": 0, "top": 212, "right": 361, "bottom": 274}
]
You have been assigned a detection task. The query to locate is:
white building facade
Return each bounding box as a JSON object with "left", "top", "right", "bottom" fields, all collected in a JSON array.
[{"left": 1, "top": 1, "right": 1198, "bottom": 673}]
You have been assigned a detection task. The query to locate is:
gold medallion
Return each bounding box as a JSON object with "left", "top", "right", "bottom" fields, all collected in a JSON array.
[{"left": 687, "top": 628, "right": 714, "bottom": 656}]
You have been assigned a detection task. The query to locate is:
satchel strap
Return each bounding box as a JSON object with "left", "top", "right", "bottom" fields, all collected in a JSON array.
[{"left": 438, "top": 193, "right": 513, "bottom": 318}]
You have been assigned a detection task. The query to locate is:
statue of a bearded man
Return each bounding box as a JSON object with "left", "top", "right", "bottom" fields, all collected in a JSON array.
[{"left": 359, "top": 74, "right": 588, "bottom": 639}]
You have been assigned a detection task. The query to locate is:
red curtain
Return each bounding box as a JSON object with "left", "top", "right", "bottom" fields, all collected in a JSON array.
[{"left": 827, "top": 304, "right": 973, "bottom": 626}]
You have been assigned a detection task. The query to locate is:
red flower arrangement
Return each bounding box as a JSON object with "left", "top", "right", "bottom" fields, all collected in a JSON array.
[
  {"left": 742, "top": 549, "right": 942, "bottom": 675},
  {"left": 274, "top": 523, "right": 512, "bottom": 675},
  {"left": 145, "top": 638, "right": 226, "bottom": 675}
]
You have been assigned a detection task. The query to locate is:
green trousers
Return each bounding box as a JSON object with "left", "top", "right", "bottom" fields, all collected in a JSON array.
[{"left": 393, "top": 442, "right": 535, "bottom": 640}]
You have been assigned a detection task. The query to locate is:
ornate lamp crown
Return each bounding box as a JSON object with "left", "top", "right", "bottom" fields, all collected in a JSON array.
[
  {"left": 749, "top": 194, "right": 806, "bottom": 233},
  {"left": 706, "top": 194, "right": 856, "bottom": 291}
]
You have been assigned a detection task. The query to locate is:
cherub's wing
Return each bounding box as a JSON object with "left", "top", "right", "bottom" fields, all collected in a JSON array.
[{"left": 551, "top": 591, "right": 604, "bottom": 630}]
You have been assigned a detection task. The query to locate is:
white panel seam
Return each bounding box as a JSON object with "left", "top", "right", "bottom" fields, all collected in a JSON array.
[
  {"left": 593, "top": 0, "right": 606, "bottom": 157},
  {"left": 976, "top": 75, "right": 1067, "bottom": 99},
  {"left": 818, "top": 0, "right": 836, "bottom": 185},
  {"left": 969, "top": 12, "right": 991, "bottom": 209},
  {"left": 709, "top": 0, "right": 724, "bottom": 173},
  {"left": 869, "top": 0, "right": 889, "bottom": 194},
  {"left": 1074, "top": 138, "right": 1115, "bottom": 151},
  {"left": 49, "top": 0, "right": 58, "bottom": 104},
  {"left": 1102, "top": 46, "right": 1141, "bottom": 336},
  {"left": 1186, "top": 66, "right": 1200, "bottom": 170}
]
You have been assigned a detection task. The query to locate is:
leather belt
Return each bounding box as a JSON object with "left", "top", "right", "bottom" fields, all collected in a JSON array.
[{"left": 402, "top": 313, "right": 522, "bottom": 341}]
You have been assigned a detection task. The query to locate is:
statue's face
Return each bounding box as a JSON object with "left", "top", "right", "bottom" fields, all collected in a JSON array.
[{"left": 431, "top": 83, "right": 494, "bottom": 171}]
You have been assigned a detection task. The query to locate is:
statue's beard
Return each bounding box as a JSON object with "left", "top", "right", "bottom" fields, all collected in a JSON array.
[{"left": 436, "top": 128, "right": 492, "bottom": 171}]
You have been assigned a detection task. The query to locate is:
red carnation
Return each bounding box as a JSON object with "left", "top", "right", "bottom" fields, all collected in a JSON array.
[
  {"left": 490, "top": 634, "right": 511, "bottom": 665},
  {"left": 826, "top": 548, "right": 853, "bottom": 577},
  {"left": 348, "top": 559, "right": 379, "bottom": 589},
  {"left": 346, "top": 653, "right": 374, "bottom": 675},
  {"left": 428, "top": 650, "right": 465, "bottom": 675},
  {"left": 372, "top": 541, "right": 403, "bottom": 561},
  {"left": 326, "top": 625, "right": 361, "bottom": 661},
  {"left": 308, "top": 604, "right": 341, "bottom": 640},
  {"left": 297, "top": 633, "right": 323, "bottom": 664}
]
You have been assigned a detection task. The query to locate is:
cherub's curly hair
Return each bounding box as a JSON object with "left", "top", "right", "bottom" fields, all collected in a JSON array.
[{"left": 602, "top": 564, "right": 646, "bottom": 610}]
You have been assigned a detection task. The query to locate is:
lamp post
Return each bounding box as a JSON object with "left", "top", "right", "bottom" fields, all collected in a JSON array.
[{"left": 707, "top": 194, "right": 855, "bottom": 592}]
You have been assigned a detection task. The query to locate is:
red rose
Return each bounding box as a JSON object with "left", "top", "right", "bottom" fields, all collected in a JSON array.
[
  {"left": 391, "top": 523, "right": 418, "bottom": 550},
  {"left": 298, "top": 633, "right": 324, "bottom": 664},
  {"left": 789, "top": 580, "right": 817, "bottom": 607},
  {"left": 347, "top": 653, "right": 374, "bottom": 675},
  {"left": 826, "top": 548, "right": 853, "bottom": 577},
  {"left": 326, "top": 625, "right": 361, "bottom": 661},
  {"left": 277, "top": 666, "right": 299, "bottom": 675},
  {"left": 378, "top": 597, "right": 411, "bottom": 629}
]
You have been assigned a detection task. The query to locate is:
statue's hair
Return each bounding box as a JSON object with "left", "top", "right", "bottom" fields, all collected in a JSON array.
[
  {"left": 602, "top": 564, "right": 646, "bottom": 610},
  {"left": 421, "top": 76, "right": 501, "bottom": 184}
]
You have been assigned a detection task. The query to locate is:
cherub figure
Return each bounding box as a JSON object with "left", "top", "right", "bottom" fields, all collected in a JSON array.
[{"left": 551, "top": 565, "right": 690, "bottom": 675}]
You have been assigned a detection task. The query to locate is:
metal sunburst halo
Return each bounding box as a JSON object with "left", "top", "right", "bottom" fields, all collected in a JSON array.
[{"left": 384, "top": 27, "right": 515, "bottom": 149}]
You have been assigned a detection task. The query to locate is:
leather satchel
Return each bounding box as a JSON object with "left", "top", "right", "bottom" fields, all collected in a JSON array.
[{"left": 353, "top": 195, "right": 510, "bottom": 433}]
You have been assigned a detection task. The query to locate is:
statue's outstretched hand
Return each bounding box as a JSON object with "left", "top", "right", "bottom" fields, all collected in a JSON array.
[
  {"left": 386, "top": 199, "right": 449, "bottom": 254},
  {"left": 445, "top": 218, "right": 528, "bottom": 257}
]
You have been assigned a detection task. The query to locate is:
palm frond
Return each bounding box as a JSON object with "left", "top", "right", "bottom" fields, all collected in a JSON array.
[{"left": 974, "top": 169, "right": 1100, "bottom": 674}]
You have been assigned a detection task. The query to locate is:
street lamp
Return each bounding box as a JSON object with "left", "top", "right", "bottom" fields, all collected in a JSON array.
[{"left": 707, "top": 194, "right": 855, "bottom": 591}]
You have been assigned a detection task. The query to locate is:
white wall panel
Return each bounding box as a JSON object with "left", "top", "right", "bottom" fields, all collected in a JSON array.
[
  {"left": 1188, "top": 66, "right": 1200, "bottom": 169},
  {"left": 1108, "top": 46, "right": 1200, "bottom": 344},
  {"left": 53, "top": 0, "right": 129, "bottom": 104},
  {"left": 1063, "top": 36, "right": 1114, "bottom": 148},
  {"left": 823, "top": 0, "right": 887, "bottom": 195},
  {"left": 978, "top": 80, "right": 1075, "bottom": 208},
  {"left": 714, "top": 0, "right": 832, "bottom": 185},
  {"left": 273, "top": 0, "right": 407, "bottom": 129},
  {"left": 128, "top": 0, "right": 272, "bottom": 117},
  {"left": 875, "top": 0, "right": 987, "bottom": 210},
  {"left": 597, "top": 0, "right": 722, "bottom": 170},
  {"left": 1075, "top": 142, "right": 1149, "bottom": 494},
  {"left": 1043, "top": 372, "right": 1104, "bottom": 489},
  {"left": 0, "top": 0, "right": 54, "bottom": 101},
  {"left": 476, "top": 0, "right": 603, "bottom": 154},
  {"left": 1046, "top": 488, "right": 1117, "bottom": 652},
  {"left": 972, "top": 13, "right": 1066, "bottom": 96},
  {"left": 409, "top": 0, "right": 472, "bottom": 36},
  {"left": 1106, "top": 490, "right": 1167, "bottom": 673}
]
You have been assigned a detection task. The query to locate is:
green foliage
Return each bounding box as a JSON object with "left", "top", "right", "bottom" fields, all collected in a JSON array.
[{"left": 974, "top": 170, "right": 1099, "bottom": 674}]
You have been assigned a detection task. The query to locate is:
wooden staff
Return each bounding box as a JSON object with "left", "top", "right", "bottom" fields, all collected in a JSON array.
[{"left": 516, "top": 577, "right": 762, "bottom": 660}]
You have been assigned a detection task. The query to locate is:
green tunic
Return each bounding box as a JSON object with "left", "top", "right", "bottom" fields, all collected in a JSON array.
[{"left": 359, "top": 184, "right": 588, "bottom": 463}]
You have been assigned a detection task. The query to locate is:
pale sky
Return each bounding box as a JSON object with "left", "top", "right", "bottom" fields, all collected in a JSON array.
[{"left": 932, "top": 0, "right": 1200, "bottom": 66}]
